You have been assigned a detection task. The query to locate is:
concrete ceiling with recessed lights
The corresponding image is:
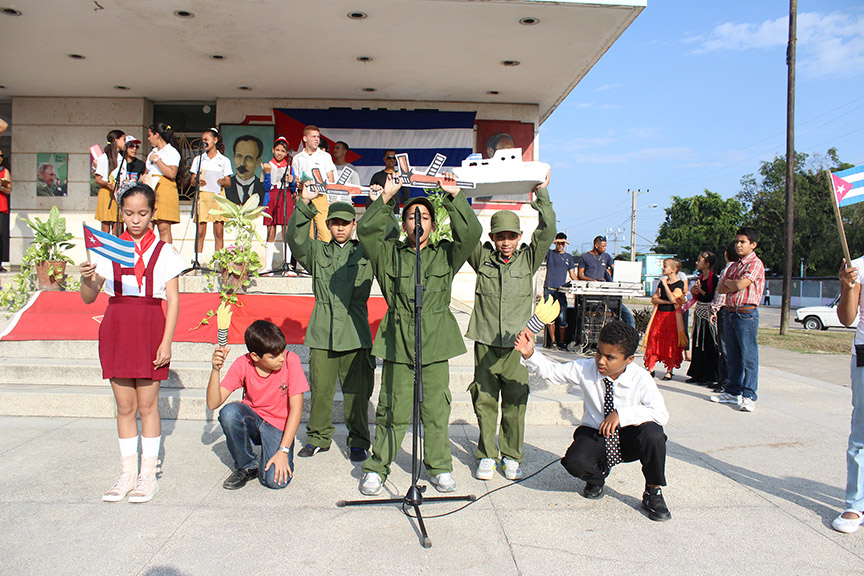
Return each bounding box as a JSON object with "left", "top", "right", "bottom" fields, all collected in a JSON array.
[{"left": 0, "top": 0, "right": 644, "bottom": 122}]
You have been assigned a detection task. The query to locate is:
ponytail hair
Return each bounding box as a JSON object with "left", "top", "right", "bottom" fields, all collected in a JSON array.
[
  {"left": 105, "top": 129, "right": 125, "bottom": 174},
  {"left": 149, "top": 122, "right": 178, "bottom": 148}
]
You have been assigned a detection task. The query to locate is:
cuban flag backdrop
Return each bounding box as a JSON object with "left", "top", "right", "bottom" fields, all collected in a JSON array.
[{"left": 273, "top": 108, "right": 476, "bottom": 187}]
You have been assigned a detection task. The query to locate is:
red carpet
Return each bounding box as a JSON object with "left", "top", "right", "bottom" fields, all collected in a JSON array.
[{"left": 0, "top": 292, "right": 389, "bottom": 345}]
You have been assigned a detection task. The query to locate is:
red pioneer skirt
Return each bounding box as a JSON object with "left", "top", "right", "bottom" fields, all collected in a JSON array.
[
  {"left": 643, "top": 310, "right": 684, "bottom": 372},
  {"left": 265, "top": 188, "right": 294, "bottom": 226},
  {"left": 98, "top": 295, "right": 169, "bottom": 381}
]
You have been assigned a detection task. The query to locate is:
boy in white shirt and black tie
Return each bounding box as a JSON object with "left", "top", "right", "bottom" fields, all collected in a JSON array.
[{"left": 514, "top": 320, "right": 671, "bottom": 521}]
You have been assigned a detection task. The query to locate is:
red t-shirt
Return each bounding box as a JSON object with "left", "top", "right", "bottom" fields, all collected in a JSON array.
[{"left": 220, "top": 351, "right": 309, "bottom": 431}]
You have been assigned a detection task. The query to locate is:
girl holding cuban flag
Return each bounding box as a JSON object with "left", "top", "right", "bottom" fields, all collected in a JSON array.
[{"left": 79, "top": 183, "right": 184, "bottom": 504}]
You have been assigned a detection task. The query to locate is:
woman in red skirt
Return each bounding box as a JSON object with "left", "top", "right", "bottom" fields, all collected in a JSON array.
[
  {"left": 80, "top": 183, "right": 183, "bottom": 503},
  {"left": 643, "top": 258, "right": 687, "bottom": 380}
]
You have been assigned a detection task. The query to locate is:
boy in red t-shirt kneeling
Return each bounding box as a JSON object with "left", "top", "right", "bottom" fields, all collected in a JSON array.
[{"left": 208, "top": 320, "right": 309, "bottom": 489}]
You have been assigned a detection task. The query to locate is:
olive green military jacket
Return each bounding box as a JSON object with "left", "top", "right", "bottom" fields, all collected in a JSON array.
[
  {"left": 465, "top": 186, "right": 556, "bottom": 348},
  {"left": 358, "top": 193, "right": 483, "bottom": 365},
  {"left": 286, "top": 199, "right": 374, "bottom": 352}
]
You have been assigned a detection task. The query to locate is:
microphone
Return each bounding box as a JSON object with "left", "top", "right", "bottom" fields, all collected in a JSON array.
[{"left": 414, "top": 206, "right": 423, "bottom": 241}]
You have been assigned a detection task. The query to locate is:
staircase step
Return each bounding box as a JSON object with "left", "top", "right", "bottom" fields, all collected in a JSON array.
[
  {"left": 0, "top": 384, "right": 584, "bottom": 426},
  {"left": 0, "top": 357, "right": 490, "bottom": 390}
]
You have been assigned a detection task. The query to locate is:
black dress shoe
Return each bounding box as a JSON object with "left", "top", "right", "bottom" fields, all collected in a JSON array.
[
  {"left": 223, "top": 468, "right": 258, "bottom": 490},
  {"left": 349, "top": 447, "right": 368, "bottom": 462},
  {"left": 298, "top": 444, "right": 330, "bottom": 458},
  {"left": 582, "top": 482, "right": 604, "bottom": 499},
  {"left": 685, "top": 377, "right": 698, "bottom": 384},
  {"left": 642, "top": 486, "right": 672, "bottom": 521}
]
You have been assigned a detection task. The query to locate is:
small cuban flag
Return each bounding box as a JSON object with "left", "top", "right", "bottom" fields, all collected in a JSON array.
[
  {"left": 831, "top": 166, "right": 864, "bottom": 208},
  {"left": 83, "top": 225, "right": 135, "bottom": 267}
]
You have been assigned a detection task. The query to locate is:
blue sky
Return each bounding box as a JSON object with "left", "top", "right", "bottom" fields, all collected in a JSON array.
[{"left": 541, "top": 0, "right": 864, "bottom": 257}]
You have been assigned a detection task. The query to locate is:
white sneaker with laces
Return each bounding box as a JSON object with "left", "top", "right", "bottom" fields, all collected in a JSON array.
[
  {"left": 430, "top": 472, "right": 456, "bottom": 493},
  {"left": 710, "top": 392, "right": 742, "bottom": 405},
  {"left": 475, "top": 458, "right": 496, "bottom": 480},
  {"left": 832, "top": 510, "right": 864, "bottom": 534},
  {"left": 360, "top": 472, "right": 383, "bottom": 496},
  {"left": 739, "top": 397, "right": 756, "bottom": 412},
  {"left": 502, "top": 458, "right": 523, "bottom": 480}
]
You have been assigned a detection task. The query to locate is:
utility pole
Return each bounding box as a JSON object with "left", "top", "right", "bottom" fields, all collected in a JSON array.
[
  {"left": 780, "top": 0, "right": 796, "bottom": 335},
  {"left": 627, "top": 188, "right": 648, "bottom": 261},
  {"left": 605, "top": 227, "right": 625, "bottom": 256}
]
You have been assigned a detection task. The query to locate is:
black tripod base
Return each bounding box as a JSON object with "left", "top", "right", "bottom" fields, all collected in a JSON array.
[
  {"left": 180, "top": 261, "right": 214, "bottom": 276},
  {"left": 337, "top": 484, "right": 476, "bottom": 548}
]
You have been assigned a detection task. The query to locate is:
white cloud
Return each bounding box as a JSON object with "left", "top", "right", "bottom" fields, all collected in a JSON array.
[
  {"left": 595, "top": 83, "right": 621, "bottom": 92},
  {"left": 687, "top": 11, "right": 864, "bottom": 77}
]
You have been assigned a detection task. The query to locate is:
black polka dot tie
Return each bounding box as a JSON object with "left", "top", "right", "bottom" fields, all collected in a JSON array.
[{"left": 603, "top": 377, "right": 621, "bottom": 468}]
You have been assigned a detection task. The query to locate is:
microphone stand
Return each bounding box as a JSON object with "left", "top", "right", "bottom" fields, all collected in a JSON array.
[
  {"left": 259, "top": 161, "right": 294, "bottom": 276},
  {"left": 109, "top": 144, "right": 128, "bottom": 237},
  {"left": 337, "top": 205, "right": 475, "bottom": 548},
  {"left": 181, "top": 140, "right": 213, "bottom": 275}
]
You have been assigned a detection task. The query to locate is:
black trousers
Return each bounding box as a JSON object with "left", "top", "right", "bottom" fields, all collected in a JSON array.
[{"left": 561, "top": 422, "right": 667, "bottom": 486}]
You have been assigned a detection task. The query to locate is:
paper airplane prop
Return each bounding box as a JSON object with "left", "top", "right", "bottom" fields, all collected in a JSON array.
[
  {"left": 393, "top": 153, "right": 475, "bottom": 190},
  {"left": 83, "top": 224, "right": 135, "bottom": 267},
  {"left": 525, "top": 295, "right": 561, "bottom": 334},
  {"left": 453, "top": 148, "right": 550, "bottom": 197}
]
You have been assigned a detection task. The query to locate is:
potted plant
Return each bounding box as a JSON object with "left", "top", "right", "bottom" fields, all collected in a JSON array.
[
  {"left": 206, "top": 194, "right": 266, "bottom": 301},
  {"left": 0, "top": 206, "right": 77, "bottom": 313}
]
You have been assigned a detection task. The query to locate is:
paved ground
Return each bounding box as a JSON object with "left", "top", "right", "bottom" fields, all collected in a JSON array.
[{"left": 2, "top": 344, "right": 862, "bottom": 575}]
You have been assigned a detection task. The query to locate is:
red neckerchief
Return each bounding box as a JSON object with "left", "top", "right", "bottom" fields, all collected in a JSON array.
[
  {"left": 270, "top": 157, "right": 288, "bottom": 168},
  {"left": 120, "top": 229, "right": 156, "bottom": 289}
]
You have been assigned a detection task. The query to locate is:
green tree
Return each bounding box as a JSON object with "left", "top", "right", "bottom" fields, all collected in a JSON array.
[
  {"left": 736, "top": 148, "right": 862, "bottom": 276},
  {"left": 654, "top": 190, "right": 744, "bottom": 270}
]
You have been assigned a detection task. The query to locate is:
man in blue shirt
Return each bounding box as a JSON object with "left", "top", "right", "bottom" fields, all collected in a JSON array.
[
  {"left": 577, "top": 235, "right": 636, "bottom": 328},
  {"left": 578, "top": 236, "right": 614, "bottom": 282},
  {"left": 544, "top": 233, "right": 577, "bottom": 349}
]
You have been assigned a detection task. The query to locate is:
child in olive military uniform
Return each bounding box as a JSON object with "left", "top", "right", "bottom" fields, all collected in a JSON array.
[
  {"left": 287, "top": 186, "right": 376, "bottom": 462},
  {"left": 358, "top": 173, "right": 482, "bottom": 496},
  {"left": 467, "top": 170, "right": 555, "bottom": 480}
]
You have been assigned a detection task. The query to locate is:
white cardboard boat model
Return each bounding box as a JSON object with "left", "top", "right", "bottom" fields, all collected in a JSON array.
[{"left": 453, "top": 148, "right": 550, "bottom": 197}]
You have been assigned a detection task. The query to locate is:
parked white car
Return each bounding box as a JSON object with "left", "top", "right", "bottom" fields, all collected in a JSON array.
[{"left": 794, "top": 295, "right": 858, "bottom": 330}]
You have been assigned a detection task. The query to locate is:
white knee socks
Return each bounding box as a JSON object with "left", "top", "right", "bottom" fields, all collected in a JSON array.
[
  {"left": 141, "top": 435, "right": 161, "bottom": 459},
  {"left": 265, "top": 242, "right": 276, "bottom": 271}
]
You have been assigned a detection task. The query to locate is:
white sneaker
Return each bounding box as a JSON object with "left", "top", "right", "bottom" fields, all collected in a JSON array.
[
  {"left": 430, "top": 472, "right": 456, "bottom": 493},
  {"left": 127, "top": 456, "right": 160, "bottom": 504},
  {"left": 475, "top": 458, "right": 496, "bottom": 480},
  {"left": 833, "top": 510, "right": 864, "bottom": 534},
  {"left": 740, "top": 397, "right": 756, "bottom": 412},
  {"left": 359, "top": 472, "right": 383, "bottom": 496},
  {"left": 502, "top": 458, "right": 523, "bottom": 480},
  {"left": 710, "top": 392, "right": 742, "bottom": 405}
]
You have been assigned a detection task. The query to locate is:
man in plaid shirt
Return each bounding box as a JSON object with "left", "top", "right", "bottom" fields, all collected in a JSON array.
[{"left": 711, "top": 227, "right": 765, "bottom": 412}]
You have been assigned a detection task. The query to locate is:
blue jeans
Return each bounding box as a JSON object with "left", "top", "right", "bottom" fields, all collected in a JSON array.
[
  {"left": 544, "top": 287, "right": 569, "bottom": 327},
  {"left": 846, "top": 357, "right": 864, "bottom": 511},
  {"left": 723, "top": 308, "right": 759, "bottom": 400},
  {"left": 218, "top": 402, "right": 294, "bottom": 489},
  {"left": 716, "top": 309, "right": 729, "bottom": 388},
  {"left": 620, "top": 304, "right": 636, "bottom": 328}
]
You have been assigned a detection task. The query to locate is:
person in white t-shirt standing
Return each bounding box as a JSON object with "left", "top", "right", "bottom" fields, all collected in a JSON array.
[
  {"left": 332, "top": 140, "right": 361, "bottom": 186},
  {"left": 189, "top": 128, "right": 233, "bottom": 262},
  {"left": 143, "top": 123, "right": 182, "bottom": 244},
  {"left": 834, "top": 257, "right": 864, "bottom": 534},
  {"left": 291, "top": 125, "right": 336, "bottom": 242},
  {"left": 93, "top": 130, "right": 127, "bottom": 233}
]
